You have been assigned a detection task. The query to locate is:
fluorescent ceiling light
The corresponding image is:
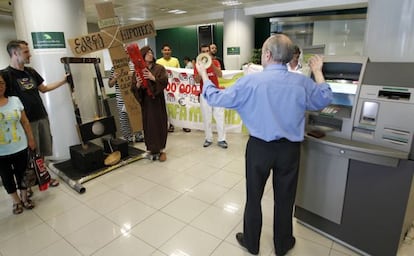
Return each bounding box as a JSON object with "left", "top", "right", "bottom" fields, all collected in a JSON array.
[
  {"left": 167, "top": 9, "right": 187, "bottom": 14},
  {"left": 222, "top": 0, "right": 242, "bottom": 6},
  {"left": 128, "top": 17, "right": 145, "bottom": 21}
]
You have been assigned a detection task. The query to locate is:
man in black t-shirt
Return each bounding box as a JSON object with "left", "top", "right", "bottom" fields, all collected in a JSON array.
[{"left": 2, "top": 40, "right": 69, "bottom": 188}]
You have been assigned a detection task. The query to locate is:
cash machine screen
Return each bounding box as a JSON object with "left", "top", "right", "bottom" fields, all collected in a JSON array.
[{"left": 320, "top": 79, "right": 358, "bottom": 117}]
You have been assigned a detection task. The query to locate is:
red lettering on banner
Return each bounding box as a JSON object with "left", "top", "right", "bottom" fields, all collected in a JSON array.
[
  {"left": 171, "top": 82, "right": 177, "bottom": 92},
  {"left": 179, "top": 84, "right": 186, "bottom": 94}
]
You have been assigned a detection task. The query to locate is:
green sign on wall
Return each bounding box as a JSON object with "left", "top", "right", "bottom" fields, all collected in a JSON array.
[
  {"left": 227, "top": 46, "right": 240, "bottom": 55},
  {"left": 31, "top": 32, "right": 66, "bottom": 49}
]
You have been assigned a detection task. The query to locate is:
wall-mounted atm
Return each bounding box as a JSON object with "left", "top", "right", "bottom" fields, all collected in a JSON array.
[
  {"left": 295, "top": 59, "right": 414, "bottom": 256},
  {"left": 307, "top": 56, "right": 365, "bottom": 139}
]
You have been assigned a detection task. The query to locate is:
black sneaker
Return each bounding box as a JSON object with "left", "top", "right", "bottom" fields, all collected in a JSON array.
[
  {"left": 218, "top": 141, "right": 228, "bottom": 149},
  {"left": 203, "top": 140, "right": 212, "bottom": 147},
  {"left": 168, "top": 124, "right": 175, "bottom": 132}
]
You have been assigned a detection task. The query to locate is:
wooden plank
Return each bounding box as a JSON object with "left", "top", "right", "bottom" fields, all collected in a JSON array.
[{"left": 108, "top": 46, "right": 143, "bottom": 132}]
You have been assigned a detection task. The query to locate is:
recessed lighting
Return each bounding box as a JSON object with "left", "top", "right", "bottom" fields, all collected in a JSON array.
[
  {"left": 128, "top": 17, "right": 145, "bottom": 21},
  {"left": 221, "top": 0, "right": 242, "bottom": 6},
  {"left": 167, "top": 9, "right": 187, "bottom": 14},
  {"left": 174, "top": 10, "right": 187, "bottom": 14}
]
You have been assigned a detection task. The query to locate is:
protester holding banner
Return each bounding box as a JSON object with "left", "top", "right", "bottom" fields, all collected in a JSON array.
[
  {"left": 108, "top": 66, "right": 144, "bottom": 143},
  {"left": 210, "top": 43, "right": 225, "bottom": 70},
  {"left": 0, "top": 73, "right": 36, "bottom": 214},
  {"left": 156, "top": 44, "right": 191, "bottom": 133},
  {"left": 131, "top": 46, "right": 168, "bottom": 162},
  {"left": 183, "top": 56, "right": 193, "bottom": 69},
  {"left": 197, "top": 34, "right": 332, "bottom": 255},
  {"left": 194, "top": 44, "right": 227, "bottom": 149}
]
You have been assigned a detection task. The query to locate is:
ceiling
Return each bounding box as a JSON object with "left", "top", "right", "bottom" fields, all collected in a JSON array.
[{"left": 0, "top": 0, "right": 368, "bottom": 29}]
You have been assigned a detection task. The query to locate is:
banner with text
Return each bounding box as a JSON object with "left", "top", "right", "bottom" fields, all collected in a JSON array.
[{"left": 164, "top": 67, "right": 244, "bottom": 132}]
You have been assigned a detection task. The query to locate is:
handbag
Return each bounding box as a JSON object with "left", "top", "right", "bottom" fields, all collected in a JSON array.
[
  {"left": 30, "top": 150, "right": 51, "bottom": 191},
  {"left": 21, "top": 150, "right": 37, "bottom": 188}
]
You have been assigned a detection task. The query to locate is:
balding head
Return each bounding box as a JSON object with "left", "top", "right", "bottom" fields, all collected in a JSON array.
[{"left": 261, "top": 34, "right": 294, "bottom": 65}]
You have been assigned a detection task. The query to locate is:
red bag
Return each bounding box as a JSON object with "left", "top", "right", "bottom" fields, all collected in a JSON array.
[{"left": 30, "top": 150, "right": 51, "bottom": 191}]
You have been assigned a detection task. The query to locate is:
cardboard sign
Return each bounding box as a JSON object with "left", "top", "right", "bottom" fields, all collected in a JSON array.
[
  {"left": 67, "top": 21, "right": 156, "bottom": 57},
  {"left": 66, "top": 1, "right": 157, "bottom": 132}
]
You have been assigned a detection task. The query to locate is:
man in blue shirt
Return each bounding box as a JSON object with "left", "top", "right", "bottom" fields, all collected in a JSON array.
[{"left": 197, "top": 34, "right": 332, "bottom": 255}]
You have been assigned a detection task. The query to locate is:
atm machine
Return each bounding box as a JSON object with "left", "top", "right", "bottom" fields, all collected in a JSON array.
[{"left": 295, "top": 58, "right": 414, "bottom": 256}]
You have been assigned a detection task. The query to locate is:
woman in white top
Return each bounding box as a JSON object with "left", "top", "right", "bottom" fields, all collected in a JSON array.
[{"left": 0, "top": 73, "right": 36, "bottom": 214}]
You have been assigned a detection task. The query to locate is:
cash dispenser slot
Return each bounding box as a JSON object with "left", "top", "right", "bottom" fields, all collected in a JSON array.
[
  {"left": 378, "top": 90, "right": 410, "bottom": 100},
  {"left": 308, "top": 114, "right": 343, "bottom": 131}
]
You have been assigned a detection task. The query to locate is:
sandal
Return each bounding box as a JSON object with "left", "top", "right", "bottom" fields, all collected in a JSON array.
[
  {"left": 13, "top": 203, "right": 23, "bottom": 215},
  {"left": 49, "top": 178, "right": 59, "bottom": 187},
  {"left": 27, "top": 187, "right": 33, "bottom": 198},
  {"left": 22, "top": 199, "right": 35, "bottom": 210}
]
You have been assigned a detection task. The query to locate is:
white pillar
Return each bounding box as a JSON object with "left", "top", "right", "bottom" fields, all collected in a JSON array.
[
  {"left": 223, "top": 8, "right": 254, "bottom": 70},
  {"left": 364, "top": 0, "right": 414, "bottom": 61},
  {"left": 11, "top": 0, "right": 92, "bottom": 160}
]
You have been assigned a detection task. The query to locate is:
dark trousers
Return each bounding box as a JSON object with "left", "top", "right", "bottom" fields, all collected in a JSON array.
[
  {"left": 243, "top": 136, "right": 300, "bottom": 254},
  {"left": 0, "top": 148, "right": 28, "bottom": 193}
]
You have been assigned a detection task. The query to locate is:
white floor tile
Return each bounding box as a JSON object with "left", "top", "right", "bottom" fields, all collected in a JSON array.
[
  {"left": 214, "top": 189, "right": 246, "bottom": 216},
  {"left": 0, "top": 210, "right": 44, "bottom": 243},
  {"left": 191, "top": 205, "right": 242, "bottom": 239},
  {"left": 115, "top": 176, "right": 157, "bottom": 198},
  {"left": 92, "top": 234, "right": 156, "bottom": 256},
  {"left": 31, "top": 189, "right": 82, "bottom": 221},
  {"left": 158, "top": 173, "right": 203, "bottom": 193},
  {"left": 105, "top": 199, "right": 156, "bottom": 228},
  {"left": 206, "top": 170, "right": 244, "bottom": 188},
  {"left": 186, "top": 180, "right": 229, "bottom": 204},
  {"left": 0, "top": 223, "right": 61, "bottom": 256},
  {"left": 85, "top": 189, "right": 132, "bottom": 214},
  {"left": 64, "top": 217, "right": 122, "bottom": 255},
  {"left": 131, "top": 211, "right": 186, "bottom": 248},
  {"left": 136, "top": 185, "right": 182, "bottom": 209},
  {"left": 32, "top": 239, "right": 82, "bottom": 256},
  {"left": 287, "top": 236, "right": 331, "bottom": 256},
  {"left": 184, "top": 162, "right": 221, "bottom": 180},
  {"left": 161, "top": 194, "right": 209, "bottom": 223},
  {"left": 211, "top": 241, "right": 252, "bottom": 256},
  {"left": 159, "top": 225, "right": 221, "bottom": 256},
  {"left": 46, "top": 204, "right": 100, "bottom": 236}
]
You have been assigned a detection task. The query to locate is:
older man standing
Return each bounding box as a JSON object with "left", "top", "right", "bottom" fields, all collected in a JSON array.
[{"left": 197, "top": 34, "right": 332, "bottom": 255}]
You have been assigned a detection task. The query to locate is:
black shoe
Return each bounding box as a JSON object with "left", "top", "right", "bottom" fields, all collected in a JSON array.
[
  {"left": 203, "top": 140, "right": 212, "bottom": 147},
  {"left": 135, "top": 134, "right": 144, "bottom": 142},
  {"left": 276, "top": 237, "right": 296, "bottom": 256},
  {"left": 236, "top": 233, "right": 259, "bottom": 255},
  {"left": 218, "top": 140, "right": 228, "bottom": 149},
  {"left": 182, "top": 128, "right": 191, "bottom": 132},
  {"left": 168, "top": 124, "right": 175, "bottom": 132}
]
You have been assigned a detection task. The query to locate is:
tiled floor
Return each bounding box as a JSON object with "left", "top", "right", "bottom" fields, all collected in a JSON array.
[{"left": 1, "top": 130, "right": 414, "bottom": 256}]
